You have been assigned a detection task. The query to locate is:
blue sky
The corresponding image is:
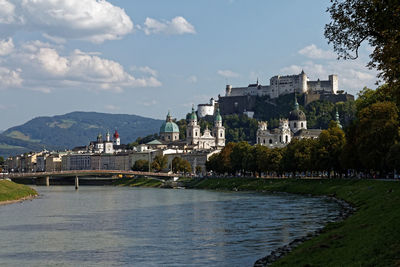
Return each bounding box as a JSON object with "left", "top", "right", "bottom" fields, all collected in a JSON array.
[{"left": 0, "top": 0, "right": 377, "bottom": 130}]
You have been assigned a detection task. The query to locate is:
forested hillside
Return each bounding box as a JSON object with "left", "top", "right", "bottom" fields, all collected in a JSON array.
[{"left": 0, "top": 112, "right": 163, "bottom": 157}]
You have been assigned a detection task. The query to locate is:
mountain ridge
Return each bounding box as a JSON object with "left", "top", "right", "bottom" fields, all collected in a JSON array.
[{"left": 0, "top": 111, "right": 164, "bottom": 157}]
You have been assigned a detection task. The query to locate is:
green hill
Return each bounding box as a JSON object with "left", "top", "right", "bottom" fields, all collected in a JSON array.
[{"left": 0, "top": 111, "right": 163, "bottom": 157}]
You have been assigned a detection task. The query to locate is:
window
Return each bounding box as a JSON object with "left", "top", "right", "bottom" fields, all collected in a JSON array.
[
  {"left": 269, "top": 139, "right": 272, "bottom": 144},
  {"left": 263, "top": 139, "right": 265, "bottom": 144},
  {"left": 189, "top": 132, "right": 191, "bottom": 137},
  {"left": 285, "top": 135, "right": 288, "bottom": 143},
  {"left": 301, "top": 122, "right": 304, "bottom": 128},
  {"left": 279, "top": 136, "right": 282, "bottom": 142},
  {"left": 220, "top": 132, "right": 222, "bottom": 137},
  {"left": 294, "top": 122, "right": 297, "bottom": 128},
  {"left": 258, "top": 137, "right": 260, "bottom": 144},
  {"left": 195, "top": 131, "right": 198, "bottom": 137}
]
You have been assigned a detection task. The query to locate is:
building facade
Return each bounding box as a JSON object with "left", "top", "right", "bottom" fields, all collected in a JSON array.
[
  {"left": 256, "top": 97, "right": 320, "bottom": 147},
  {"left": 225, "top": 71, "right": 338, "bottom": 99},
  {"left": 186, "top": 107, "right": 225, "bottom": 150}
]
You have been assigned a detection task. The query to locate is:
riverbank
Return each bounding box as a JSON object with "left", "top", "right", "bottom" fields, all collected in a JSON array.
[
  {"left": 0, "top": 179, "right": 38, "bottom": 205},
  {"left": 183, "top": 177, "right": 400, "bottom": 266}
]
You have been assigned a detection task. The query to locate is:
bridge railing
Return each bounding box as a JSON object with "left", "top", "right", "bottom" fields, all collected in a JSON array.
[{"left": 4, "top": 170, "right": 174, "bottom": 179}]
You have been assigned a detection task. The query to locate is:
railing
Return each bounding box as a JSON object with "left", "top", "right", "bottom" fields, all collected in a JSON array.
[{"left": 5, "top": 170, "right": 174, "bottom": 179}]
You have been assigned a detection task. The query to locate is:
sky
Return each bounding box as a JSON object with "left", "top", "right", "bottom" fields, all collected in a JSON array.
[{"left": 0, "top": 0, "right": 378, "bottom": 130}]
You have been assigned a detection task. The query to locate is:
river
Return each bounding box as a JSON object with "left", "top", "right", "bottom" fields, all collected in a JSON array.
[{"left": 0, "top": 186, "right": 340, "bottom": 266}]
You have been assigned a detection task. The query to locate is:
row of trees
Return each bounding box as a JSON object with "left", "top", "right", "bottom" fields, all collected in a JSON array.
[
  {"left": 206, "top": 85, "right": 400, "bottom": 177},
  {"left": 206, "top": 122, "right": 347, "bottom": 177},
  {"left": 131, "top": 155, "right": 193, "bottom": 174}
]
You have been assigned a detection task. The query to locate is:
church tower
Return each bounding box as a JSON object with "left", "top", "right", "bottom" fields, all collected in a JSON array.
[
  {"left": 113, "top": 130, "right": 120, "bottom": 146},
  {"left": 186, "top": 106, "right": 201, "bottom": 145},
  {"left": 212, "top": 108, "right": 225, "bottom": 147}
]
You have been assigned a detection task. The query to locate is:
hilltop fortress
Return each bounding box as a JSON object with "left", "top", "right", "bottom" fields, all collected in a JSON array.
[
  {"left": 225, "top": 70, "right": 338, "bottom": 98},
  {"left": 213, "top": 71, "right": 354, "bottom": 117}
]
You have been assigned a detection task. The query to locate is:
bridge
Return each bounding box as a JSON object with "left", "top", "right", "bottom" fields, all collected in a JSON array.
[{"left": 4, "top": 170, "right": 175, "bottom": 189}]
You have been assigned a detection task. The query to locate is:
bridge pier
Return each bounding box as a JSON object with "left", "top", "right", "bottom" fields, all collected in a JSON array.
[
  {"left": 45, "top": 176, "right": 50, "bottom": 187},
  {"left": 75, "top": 176, "right": 79, "bottom": 190}
]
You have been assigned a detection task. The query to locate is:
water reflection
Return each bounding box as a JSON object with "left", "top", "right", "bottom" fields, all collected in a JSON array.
[{"left": 0, "top": 187, "right": 340, "bottom": 267}]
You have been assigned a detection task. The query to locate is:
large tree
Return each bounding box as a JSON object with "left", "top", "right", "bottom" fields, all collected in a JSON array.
[
  {"left": 151, "top": 154, "right": 168, "bottom": 172},
  {"left": 132, "top": 159, "right": 149, "bottom": 172},
  {"left": 356, "top": 101, "right": 399, "bottom": 172},
  {"left": 314, "top": 121, "right": 346, "bottom": 177},
  {"left": 325, "top": 0, "right": 400, "bottom": 92},
  {"left": 172, "top": 157, "right": 192, "bottom": 174}
]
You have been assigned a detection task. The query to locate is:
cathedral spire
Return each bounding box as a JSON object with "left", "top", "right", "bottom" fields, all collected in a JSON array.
[{"left": 294, "top": 93, "right": 299, "bottom": 111}]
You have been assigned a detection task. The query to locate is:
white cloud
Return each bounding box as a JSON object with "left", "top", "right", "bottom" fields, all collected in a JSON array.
[
  {"left": 131, "top": 66, "right": 158, "bottom": 77},
  {"left": 187, "top": 75, "right": 197, "bottom": 83},
  {"left": 1, "top": 40, "right": 161, "bottom": 93},
  {"left": 280, "top": 59, "right": 377, "bottom": 93},
  {"left": 0, "top": 66, "right": 22, "bottom": 87},
  {"left": 0, "top": 0, "right": 133, "bottom": 43},
  {"left": 143, "top": 16, "right": 196, "bottom": 35},
  {"left": 0, "top": 0, "right": 17, "bottom": 24},
  {"left": 298, "top": 44, "right": 336, "bottom": 60},
  {"left": 217, "top": 69, "right": 239, "bottom": 78},
  {"left": 0, "top": 37, "right": 14, "bottom": 55}
]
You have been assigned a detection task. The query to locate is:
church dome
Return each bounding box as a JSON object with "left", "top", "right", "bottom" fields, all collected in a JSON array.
[
  {"left": 190, "top": 106, "right": 197, "bottom": 120},
  {"left": 160, "top": 121, "right": 180, "bottom": 133},
  {"left": 289, "top": 96, "right": 306, "bottom": 121},
  {"left": 160, "top": 111, "right": 179, "bottom": 133},
  {"left": 289, "top": 109, "right": 306, "bottom": 121},
  {"left": 214, "top": 108, "right": 222, "bottom": 122}
]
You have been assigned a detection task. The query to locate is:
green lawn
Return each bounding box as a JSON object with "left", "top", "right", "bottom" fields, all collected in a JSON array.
[
  {"left": 0, "top": 180, "right": 37, "bottom": 202},
  {"left": 185, "top": 178, "right": 400, "bottom": 267}
]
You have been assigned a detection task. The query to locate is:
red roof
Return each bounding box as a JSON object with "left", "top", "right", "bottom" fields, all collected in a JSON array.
[{"left": 113, "top": 130, "right": 119, "bottom": 138}]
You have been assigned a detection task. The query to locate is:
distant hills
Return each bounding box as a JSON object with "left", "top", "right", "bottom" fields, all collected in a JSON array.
[{"left": 0, "top": 111, "right": 163, "bottom": 157}]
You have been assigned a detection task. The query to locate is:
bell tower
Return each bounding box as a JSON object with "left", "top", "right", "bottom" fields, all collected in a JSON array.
[
  {"left": 186, "top": 106, "right": 201, "bottom": 145},
  {"left": 212, "top": 108, "right": 225, "bottom": 148}
]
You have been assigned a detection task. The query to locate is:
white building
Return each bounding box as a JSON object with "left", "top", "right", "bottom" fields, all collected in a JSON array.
[
  {"left": 87, "top": 130, "right": 122, "bottom": 154},
  {"left": 197, "top": 98, "right": 216, "bottom": 118},
  {"left": 256, "top": 97, "right": 320, "bottom": 147},
  {"left": 226, "top": 71, "right": 338, "bottom": 99},
  {"left": 186, "top": 107, "right": 225, "bottom": 150}
]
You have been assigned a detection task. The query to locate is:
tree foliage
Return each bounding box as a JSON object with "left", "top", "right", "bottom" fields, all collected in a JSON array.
[
  {"left": 356, "top": 101, "right": 399, "bottom": 171},
  {"left": 314, "top": 121, "right": 346, "bottom": 176},
  {"left": 223, "top": 115, "right": 259, "bottom": 143},
  {"left": 151, "top": 154, "right": 168, "bottom": 172},
  {"left": 172, "top": 157, "right": 192, "bottom": 173},
  {"left": 325, "top": 0, "right": 400, "bottom": 92},
  {"left": 132, "top": 159, "right": 149, "bottom": 172}
]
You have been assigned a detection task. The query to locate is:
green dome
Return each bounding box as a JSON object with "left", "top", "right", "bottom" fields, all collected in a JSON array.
[
  {"left": 160, "top": 121, "right": 180, "bottom": 133},
  {"left": 215, "top": 108, "right": 222, "bottom": 122},
  {"left": 190, "top": 106, "right": 197, "bottom": 120}
]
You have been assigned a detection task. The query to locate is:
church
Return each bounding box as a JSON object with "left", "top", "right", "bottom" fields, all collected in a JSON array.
[
  {"left": 158, "top": 107, "right": 225, "bottom": 150},
  {"left": 87, "top": 130, "right": 121, "bottom": 153},
  {"left": 256, "top": 97, "right": 322, "bottom": 147}
]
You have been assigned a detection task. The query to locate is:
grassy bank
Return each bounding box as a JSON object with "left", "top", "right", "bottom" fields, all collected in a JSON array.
[
  {"left": 185, "top": 178, "right": 400, "bottom": 266},
  {"left": 113, "top": 177, "right": 163, "bottom": 187},
  {"left": 0, "top": 179, "right": 37, "bottom": 203}
]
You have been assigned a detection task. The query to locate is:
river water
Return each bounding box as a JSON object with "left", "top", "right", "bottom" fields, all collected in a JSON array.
[{"left": 0, "top": 186, "right": 340, "bottom": 267}]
